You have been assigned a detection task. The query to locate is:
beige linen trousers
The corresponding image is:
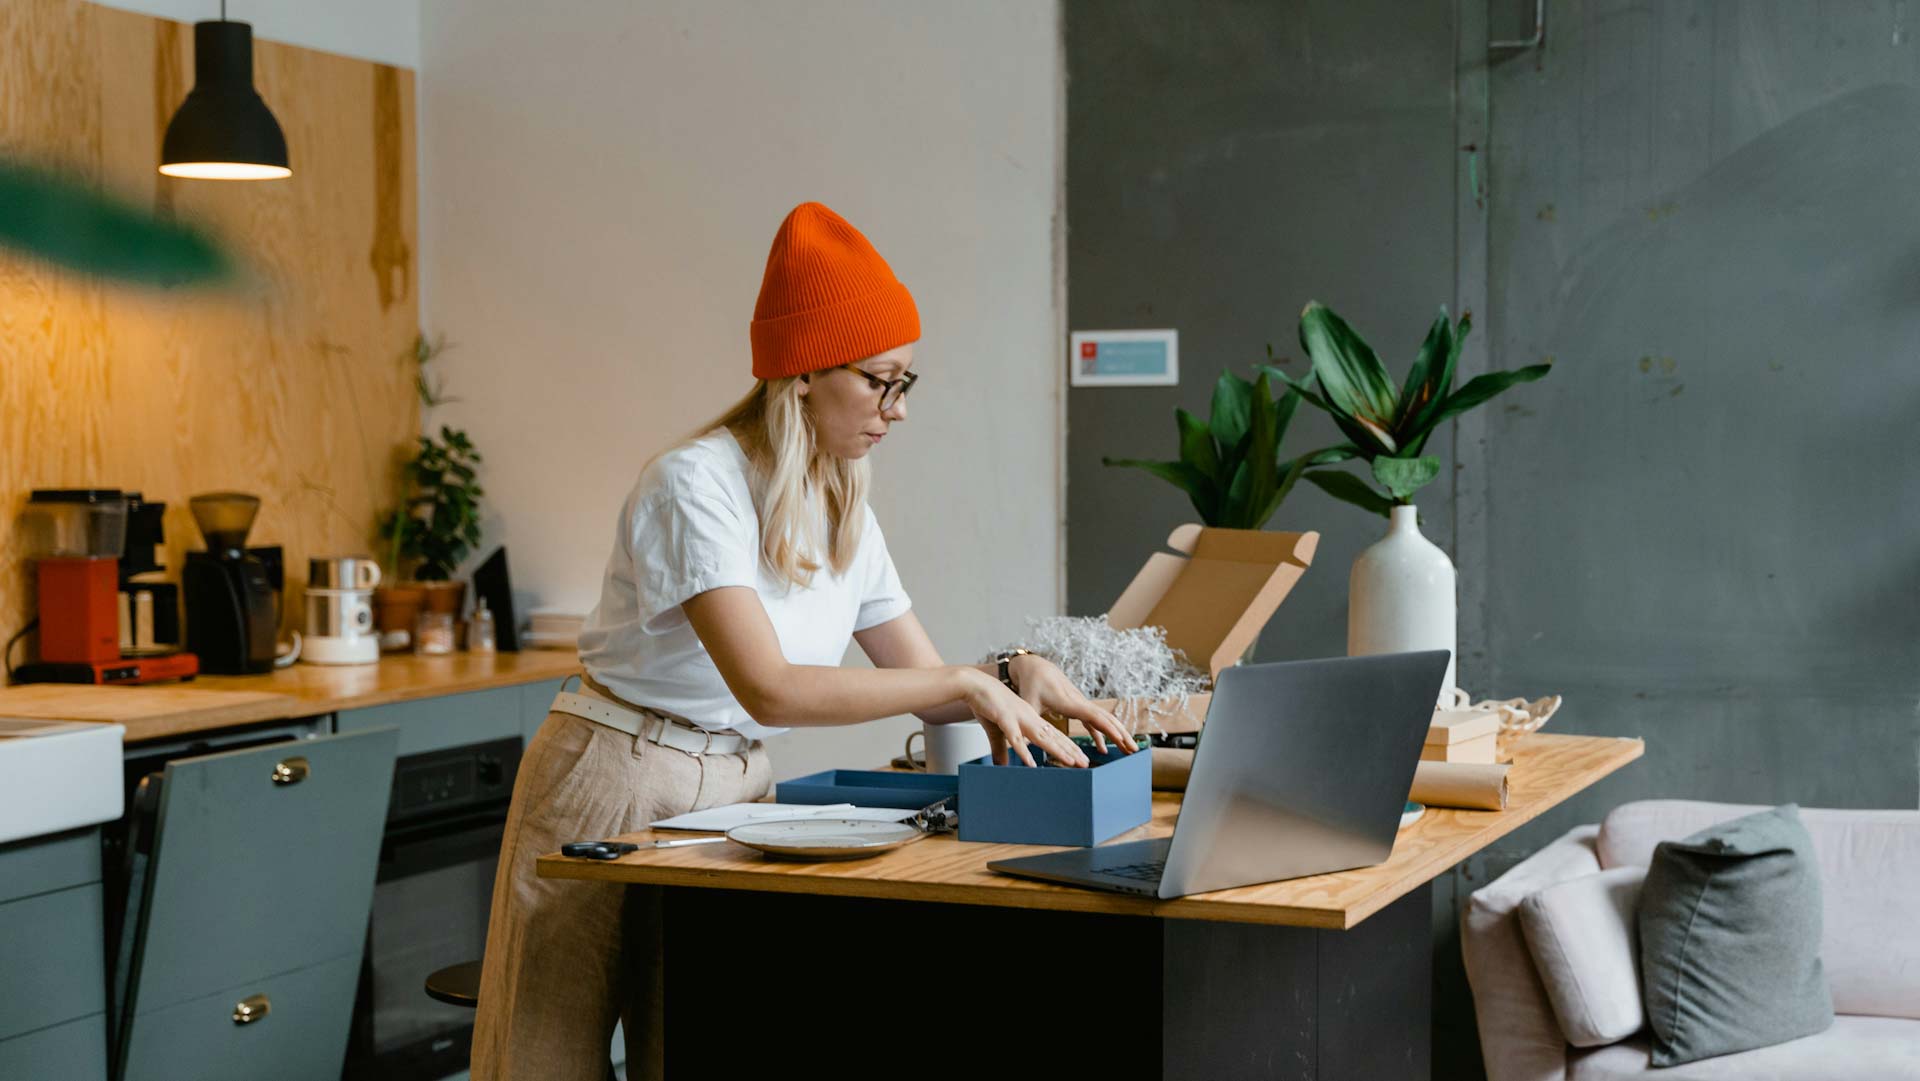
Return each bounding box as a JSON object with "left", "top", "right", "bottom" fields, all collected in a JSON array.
[{"left": 470, "top": 705, "right": 771, "bottom": 1081}]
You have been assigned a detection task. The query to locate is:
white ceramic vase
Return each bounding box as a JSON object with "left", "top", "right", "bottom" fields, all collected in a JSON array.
[{"left": 1348, "top": 503, "right": 1457, "bottom": 699}]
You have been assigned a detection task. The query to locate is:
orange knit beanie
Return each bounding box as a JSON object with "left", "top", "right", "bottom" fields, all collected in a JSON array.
[{"left": 750, "top": 202, "right": 920, "bottom": 380}]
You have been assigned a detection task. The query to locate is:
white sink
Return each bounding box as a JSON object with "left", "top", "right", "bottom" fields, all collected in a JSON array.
[{"left": 0, "top": 718, "right": 124, "bottom": 845}]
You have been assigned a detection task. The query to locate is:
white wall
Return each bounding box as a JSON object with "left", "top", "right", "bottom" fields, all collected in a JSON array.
[
  {"left": 92, "top": 0, "right": 418, "bottom": 68},
  {"left": 419, "top": 0, "right": 1065, "bottom": 780}
]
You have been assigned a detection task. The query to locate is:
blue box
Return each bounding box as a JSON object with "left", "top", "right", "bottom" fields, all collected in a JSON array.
[
  {"left": 775, "top": 769, "right": 958, "bottom": 811},
  {"left": 957, "top": 742, "right": 1152, "bottom": 846}
]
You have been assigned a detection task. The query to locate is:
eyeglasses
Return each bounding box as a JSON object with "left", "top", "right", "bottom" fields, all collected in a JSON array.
[{"left": 844, "top": 364, "right": 918, "bottom": 412}]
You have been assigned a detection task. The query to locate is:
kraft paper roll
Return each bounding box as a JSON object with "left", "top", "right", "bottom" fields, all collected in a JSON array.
[
  {"left": 1410, "top": 761, "right": 1509, "bottom": 811},
  {"left": 1151, "top": 747, "right": 1194, "bottom": 791}
]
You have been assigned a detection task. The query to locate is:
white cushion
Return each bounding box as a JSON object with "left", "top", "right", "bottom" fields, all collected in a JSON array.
[
  {"left": 1568, "top": 1014, "right": 1920, "bottom": 1081},
  {"left": 1518, "top": 867, "right": 1646, "bottom": 1047},
  {"left": 1599, "top": 800, "right": 1920, "bottom": 1020}
]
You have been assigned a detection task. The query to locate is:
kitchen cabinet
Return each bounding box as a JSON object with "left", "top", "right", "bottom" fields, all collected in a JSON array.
[
  {"left": 335, "top": 678, "right": 564, "bottom": 756},
  {"left": 0, "top": 827, "right": 108, "bottom": 1080},
  {"left": 115, "top": 727, "right": 397, "bottom": 1081}
]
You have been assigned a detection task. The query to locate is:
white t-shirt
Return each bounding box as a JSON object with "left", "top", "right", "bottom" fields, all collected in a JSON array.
[{"left": 577, "top": 428, "right": 913, "bottom": 740}]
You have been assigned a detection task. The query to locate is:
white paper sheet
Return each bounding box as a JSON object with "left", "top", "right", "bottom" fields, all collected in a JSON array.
[{"left": 650, "top": 802, "right": 916, "bottom": 832}]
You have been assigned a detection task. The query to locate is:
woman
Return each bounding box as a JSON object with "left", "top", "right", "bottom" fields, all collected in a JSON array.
[{"left": 471, "top": 201, "right": 1135, "bottom": 1080}]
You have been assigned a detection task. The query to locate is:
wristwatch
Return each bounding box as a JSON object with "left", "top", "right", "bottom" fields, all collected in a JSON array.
[{"left": 992, "top": 648, "right": 1034, "bottom": 693}]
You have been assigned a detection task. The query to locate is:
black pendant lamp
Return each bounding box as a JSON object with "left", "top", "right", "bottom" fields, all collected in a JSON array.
[{"left": 159, "top": 3, "right": 290, "bottom": 181}]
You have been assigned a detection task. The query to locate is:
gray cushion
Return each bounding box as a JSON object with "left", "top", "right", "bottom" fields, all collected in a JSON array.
[{"left": 1637, "top": 804, "right": 1834, "bottom": 1067}]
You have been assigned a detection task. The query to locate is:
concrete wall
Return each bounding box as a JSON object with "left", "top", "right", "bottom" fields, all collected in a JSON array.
[
  {"left": 418, "top": 0, "right": 1065, "bottom": 781},
  {"left": 92, "top": 0, "right": 418, "bottom": 67},
  {"left": 1063, "top": 0, "right": 1461, "bottom": 670},
  {"left": 1068, "top": 1, "right": 1920, "bottom": 1075}
]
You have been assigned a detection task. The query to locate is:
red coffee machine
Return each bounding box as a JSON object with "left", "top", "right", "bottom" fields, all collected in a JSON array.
[{"left": 15, "top": 489, "right": 199, "bottom": 685}]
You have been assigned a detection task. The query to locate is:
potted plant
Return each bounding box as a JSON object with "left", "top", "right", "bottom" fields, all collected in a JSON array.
[
  {"left": 379, "top": 425, "right": 485, "bottom": 645},
  {"left": 1101, "top": 368, "right": 1312, "bottom": 529},
  {"left": 1263, "top": 302, "right": 1550, "bottom": 695},
  {"left": 1101, "top": 368, "right": 1315, "bottom": 664}
]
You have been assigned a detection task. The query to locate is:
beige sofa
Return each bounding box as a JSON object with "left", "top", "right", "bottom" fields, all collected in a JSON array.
[{"left": 1462, "top": 800, "right": 1920, "bottom": 1080}]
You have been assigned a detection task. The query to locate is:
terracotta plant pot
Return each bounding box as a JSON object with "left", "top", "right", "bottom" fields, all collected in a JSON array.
[
  {"left": 419, "top": 579, "right": 467, "bottom": 616},
  {"left": 373, "top": 583, "right": 425, "bottom": 653}
]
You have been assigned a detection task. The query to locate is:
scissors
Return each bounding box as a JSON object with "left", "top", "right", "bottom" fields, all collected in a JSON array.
[
  {"left": 908, "top": 796, "right": 959, "bottom": 835},
  {"left": 560, "top": 840, "right": 641, "bottom": 860}
]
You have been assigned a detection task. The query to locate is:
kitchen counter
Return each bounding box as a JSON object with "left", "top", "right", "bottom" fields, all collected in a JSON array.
[{"left": 0, "top": 650, "right": 581, "bottom": 743}]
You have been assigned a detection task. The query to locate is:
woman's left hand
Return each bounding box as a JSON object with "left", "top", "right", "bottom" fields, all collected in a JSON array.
[{"left": 1006, "top": 654, "right": 1138, "bottom": 756}]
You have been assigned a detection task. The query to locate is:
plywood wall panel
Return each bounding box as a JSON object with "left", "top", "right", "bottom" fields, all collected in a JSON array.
[{"left": 0, "top": 0, "right": 418, "bottom": 644}]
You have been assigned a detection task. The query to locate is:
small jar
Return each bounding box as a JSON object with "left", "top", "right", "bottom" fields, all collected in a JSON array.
[
  {"left": 414, "top": 610, "right": 456, "bottom": 656},
  {"left": 467, "top": 597, "right": 497, "bottom": 654}
]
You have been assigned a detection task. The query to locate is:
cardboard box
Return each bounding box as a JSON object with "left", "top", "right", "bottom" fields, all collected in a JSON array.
[
  {"left": 1067, "top": 524, "right": 1319, "bottom": 737},
  {"left": 1426, "top": 707, "right": 1499, "bottom": 746},
  {"left": 1419, "top": 732, "right": 1497, "bottom": 764},
  {"left": 957, "top": 742, "right": 1152, "bottom": 846},
  {"left": 775, "top": 769, "right": 958, "bottom": 811}
]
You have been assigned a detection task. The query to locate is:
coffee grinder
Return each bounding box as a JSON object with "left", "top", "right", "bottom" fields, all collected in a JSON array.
[
  {"left": 182, "top": 492, "right": 286, "bottom": 674},
  {"left": 16, "top": 489, "right": 199, "bottom": 685}
]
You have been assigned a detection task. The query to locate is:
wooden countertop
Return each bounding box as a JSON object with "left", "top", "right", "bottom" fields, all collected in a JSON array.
[
  {"left": 538, "top": 732, "right": 1644, "bottom": 931},
  {"left": 0, "top": 650, "right": 581, "bottom": 743}
]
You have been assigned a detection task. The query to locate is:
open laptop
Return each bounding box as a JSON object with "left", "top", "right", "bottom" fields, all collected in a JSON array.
[{"left": 988, "top": 650, "right": 1449, "bottom": 899}]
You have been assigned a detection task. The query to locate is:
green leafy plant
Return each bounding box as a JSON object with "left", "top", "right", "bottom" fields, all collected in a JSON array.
[
  {"left": 410, "top": 332, "right": 460, "bottom": 407},
  {"left": 1102, "top": 369, "right": 1310, "bottom": 529},
  {"left": 1262, "top": 302, "right": 1551, "bottom": 516},
  {"left": 0, "top": 158, "right": 234, "bottom": 286},
  {"left": 380, "top": 426, "right": 484, "bottom": 580}
]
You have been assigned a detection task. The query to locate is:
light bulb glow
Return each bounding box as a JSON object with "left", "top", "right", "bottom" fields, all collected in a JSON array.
[{"left": 158, "top": 161, "right": 292, "bottom": 180}]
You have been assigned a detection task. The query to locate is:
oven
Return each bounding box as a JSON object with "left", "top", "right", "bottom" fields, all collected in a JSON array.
[{"left": 344, "top": 736, "right": 520, "bottom": 1081}]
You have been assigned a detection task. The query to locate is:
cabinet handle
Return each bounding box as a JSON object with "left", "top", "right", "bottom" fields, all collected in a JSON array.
[
  {"left": 232, "top": 993, "right": 271, "bottom": 1025},
  {"left": 271, "top": 757, "right": 310, "bottom": 785}
]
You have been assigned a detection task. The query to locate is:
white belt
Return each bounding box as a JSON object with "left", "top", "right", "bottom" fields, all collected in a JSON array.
[{"left": 550, "top": 691, "right": 756, "bottom": 757}]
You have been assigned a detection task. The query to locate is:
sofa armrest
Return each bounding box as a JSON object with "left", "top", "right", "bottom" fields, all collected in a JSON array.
[{"left": 1462, "top": 824, "right": 1602, "bottom": 1081}]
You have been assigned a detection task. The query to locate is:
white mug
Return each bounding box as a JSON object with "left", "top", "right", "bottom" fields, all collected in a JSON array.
[{"left": 905, "top": 721, "right": 993, "bottom": 774}]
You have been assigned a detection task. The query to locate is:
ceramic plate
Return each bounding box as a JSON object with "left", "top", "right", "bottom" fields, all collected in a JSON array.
[{"left": 726, "top": 818, "right": 923, "bottom": 861}]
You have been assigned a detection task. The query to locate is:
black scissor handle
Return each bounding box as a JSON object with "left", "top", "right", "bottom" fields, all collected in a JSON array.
[{"left": 561, "top": 840, "right": 640, "bottom": 860}]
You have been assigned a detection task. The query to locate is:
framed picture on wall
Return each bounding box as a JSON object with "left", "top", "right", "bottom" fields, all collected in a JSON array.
[{"left": 1068, "top": 329, "right": 1179, "bottom": 387}]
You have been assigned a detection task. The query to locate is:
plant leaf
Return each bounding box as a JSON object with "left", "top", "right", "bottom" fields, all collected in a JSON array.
[
  {"left": 1260, "top": 363, "right": 1397, "bottom": 457},
  {"left": 1298, "top": 443, "right": 1361, "bottom": 466},
  {"left": 1302, "top": 469, "right": 1395, "bottom": 518},
  {"left": 1175, "top": 408, "right": 1220, "bottom": 479},
  {"left": 1371, "top": 455, "right": 1442, "bottom": 501},
  {"left": 1403, "top": 309, "right": 1472, "bottom": 454},
  {"left": 0, "top": 159, "right": 235, "bottom": 286},
  {"left": 1252, "top": 454, "right": 1309, "bottom": 529},
  {"left": 1394, "top": 311, "right": 1452, "bottom": 435},
  {"left": 1208, "top": 370, "right": 1254, "bottom": 471},
  {"left": 1297, "top": 302, "right": 1399, "bottom": 434},
  {"left": 1428, "top": 362, "right": 1552, "bottom": 426},
  {"left": 1223, "top": 459, "right": 1253, "bottom": 527},
  {"left": 1234, "top": 371, "right": 1280, "bottom": 528}
]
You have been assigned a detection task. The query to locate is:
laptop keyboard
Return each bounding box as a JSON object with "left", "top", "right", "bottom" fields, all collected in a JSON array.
[{"left": 1101, "top": 859, "right": 1167, "bottom": 882}]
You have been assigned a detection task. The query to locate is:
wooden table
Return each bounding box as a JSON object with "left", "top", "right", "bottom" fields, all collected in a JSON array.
[{"left": 540, "top": 733, "right": 1642, "bottom": 1080}]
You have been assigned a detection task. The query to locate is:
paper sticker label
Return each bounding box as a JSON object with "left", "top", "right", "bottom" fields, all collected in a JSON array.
[{"left": 1069, "top": 329, "right": 1178, "bottom": 386}]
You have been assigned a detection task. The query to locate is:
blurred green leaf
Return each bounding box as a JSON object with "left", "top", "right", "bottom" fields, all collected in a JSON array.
[{"left": 0, "top": 158, "right": 233, "bottom": 286}]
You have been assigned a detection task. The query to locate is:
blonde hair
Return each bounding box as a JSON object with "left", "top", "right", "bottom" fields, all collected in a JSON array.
[{"left": 685, "top": 378, "right": 869, "bottom": 589}]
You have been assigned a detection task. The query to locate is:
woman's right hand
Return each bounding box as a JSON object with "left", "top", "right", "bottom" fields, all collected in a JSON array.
[{"left": 955, "top": 668, "right": 1090, "bottom": 768}]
